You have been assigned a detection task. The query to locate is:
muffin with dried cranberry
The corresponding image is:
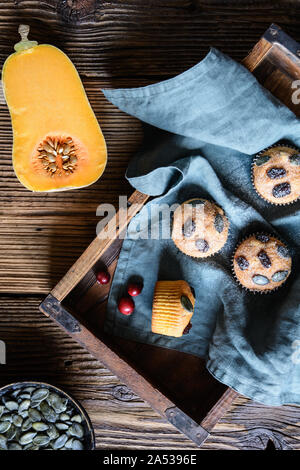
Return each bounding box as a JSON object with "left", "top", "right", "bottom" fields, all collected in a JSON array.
[
  {"left": 172, "top": 198, "right": 229, "bottom": 258},
  {"left": 233, "top": 233, "right": 292, "bottom": 293},
  {"left": 252, "top": 145, "right": 300, "bottom": 205}
]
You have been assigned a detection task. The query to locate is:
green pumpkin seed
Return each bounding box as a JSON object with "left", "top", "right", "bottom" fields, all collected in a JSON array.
[
  {"left": 0, "top": 434, "right": 7, "bottom": 450},
  {"left": 19, "top": 399, "right": 30, "bottom": 413},
  {"left": 32, "top": 422, "right": 49, "bottom": 432},
  {"left": 6, "top": 424, "right": 16, "bottom": 441},
  {"left": 19, "top": 431, "right": 37, "bottom": 445},
  {"left": 69, "top": 423, "right": 84, "bottom": 438},
  {"left": 65, "top": 438, "right": 73, "bottom": 449},
  {"left": 28, "top": 408, "right": 42, "bottom": 422},
  {"left": 188, "top": 199, "right": 205, "bottom": 207},
  {"left": 0, "top": 421, "right": 11, "bottom": 433},
  {"left": 72, "top": 439, "right": 84, "bottom": 450},
  {"left": 272, "top": 270, "right": 289, "bottom": 282},
  {"left": 60, "top": 413, "right": 69, "bottom": 422},
  {"left": 22, "top": 418, "right": 32, "bottom": 432},
  {"left": 56, "top": 422, "right": 69, "bottom": 431},
  {"left": 33, "top": 435, "right": 50, "bottom": 447},
  {"left": 71, "top": 414, "right": 82, "bottom": 423},
  {"left": 52, "top": 434, "right": 68, "bottom": 449},
  {"left": 31, "top": 388, "right": 49, "bottom": 403},
  {"left": 23, "top": 387, "right": 35, "bottom": 394},
  {"left": 289, "top": 153, "right": 300, "bottom": 166},
  {"left": 19, "top": 410, "right": 29, "bottom": 419},
  {"left": 47, "top": 394, "right": 67, "bottom": 414},
  {"left": 0, "top": 406, "right": 4, "bottom": 418},
  {"left": 23, "top": 443, "right": 39, "bottom": 450},
  {"left": 180, "top": 295, "right": 194, "bottom": 313},
  {"left": 252, "top": 274, "right": 269, "bottom": 286},
  {"left": 8, "top": 442, "right": 22, "bottom": 450},
  {"left": 40, "top": 401, "right": 57, "bottom": 423},
  {"left": 47, "top": 423, "right": 59, "bottom": 440},
  {"left": 19, "top": 393, "right": 31, "bottom": 400},
  {"left": 255, "top": 154, "right": 270, "bottom": 166},
  {"left": 12, "top": 415, "right": 23, "bottom": 428},
  {"left": 5, "top": 401, "right": 18, "bottom": 411}
]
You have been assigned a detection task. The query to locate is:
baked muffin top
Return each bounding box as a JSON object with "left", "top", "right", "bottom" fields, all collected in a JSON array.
[
  {"left": 233, "top": 233, "right": 292, "bottom": 292},
  {"left": 172, "top": 198, "right": 229, "bottom": 258},
  {"left": 252, "top": 145, "right": 300, "bottom": 205}
]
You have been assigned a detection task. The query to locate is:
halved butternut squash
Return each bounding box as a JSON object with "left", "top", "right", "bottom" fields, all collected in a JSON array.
[{"left": 2, "top": 25, "right": 107, "bottom": 192}]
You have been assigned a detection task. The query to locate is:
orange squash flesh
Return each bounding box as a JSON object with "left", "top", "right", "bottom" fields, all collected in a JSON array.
[{"left": 2, "top": 32, "right": 107, "bottom": 192}]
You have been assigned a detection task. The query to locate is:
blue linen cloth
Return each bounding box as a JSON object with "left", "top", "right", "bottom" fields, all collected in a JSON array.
[{"left": 102, "top": 48, "right": 300, "bottom": 405}]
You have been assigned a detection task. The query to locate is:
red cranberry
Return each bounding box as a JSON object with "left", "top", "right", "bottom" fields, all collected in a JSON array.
[
  {"left": 127, "top": 282, "right": 143, "bottom": 297},
  {"left": 183, "top": 323, "right": 192, "bottom": 335},
  {"left": 118, "top": 297, "right": 135, "bottom": 316},
  {"left": 96, "top": 271, "right": 111, "bottom": 285}
]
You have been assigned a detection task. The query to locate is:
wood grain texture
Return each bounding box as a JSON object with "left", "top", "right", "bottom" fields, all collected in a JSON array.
[{"left": 0, "top": 0, "right": 300, "bottom": 450}]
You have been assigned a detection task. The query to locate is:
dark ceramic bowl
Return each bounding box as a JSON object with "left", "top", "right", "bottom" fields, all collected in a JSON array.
[{"left": 0, "top": 381, "right": 95, "bottom": 450}]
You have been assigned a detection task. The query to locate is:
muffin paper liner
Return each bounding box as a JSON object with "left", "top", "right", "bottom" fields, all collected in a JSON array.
[
  {"left": 251, "top": 143, "right": 300, "bottom": 206},
  {"left": 231, "top": 232, "right": 292, "bottom": 294}
]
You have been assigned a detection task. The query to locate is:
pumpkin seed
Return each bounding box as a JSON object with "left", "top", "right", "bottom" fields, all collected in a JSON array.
[
  {"left": 180, "top": 295, "right": 194, "bottom": 313},
  {"left": 189, "top": 199, "right": 205, "bottom": 207},
  {"left": 65, "top": 438, "right": 73, "bottom": 449},
  {"left": 69, "top": 155, "right": 77, "bottom": 165},
  {"left": 72, "top": 439, "right": 84, "bottom": 450},
  {"left": 252, "top": 274, "right": 269, "bottom": 286},
  {"left": 69, "top": 423, "right": 84, "bottom": 438},
  {"left": 52, "top": 434, "right": 68, "bottom": 450},
  {"left": 0, "top": 406, "right": 4, "bottom": 418},
  {"left": 40, "top": 401, "right": 57, "bottom": 423},
  {"left": 5, "top": 401, "right": 18, "bottom": 411},
  {"left": 19, "top": 431, "right": 37, "bottom": 445},
  {"left": 22, "top": 418, "right": 32, "bottom": 432},
  {"left": 33, "top": 435, "right": 50, "bottom": 447},
  {"left": 60, "top": 413, "right": 69, "bottom": 422},
  {"left": 47, "top": 394, "right": 67, "bottom": 413},
  {"left": 44, "top": 142, "right": 56, "bottom": 154},
  {"left": 71, "top": 414, "right": 82, "bottom": 423},
  {"left": 6, "top": 424, "right": 16, "bottom": 441},
  {"left": 56, "top": 422, "right": 69, "bottom": 431},
  {"left": 0, "top": 434, "right": 7, "bottom": 450},
  {"left": 19, "top": 399, "right": 30, "bottom": 413},
  {"left": 47, "top": 423, "right": 59, "bottom": 440},
  {"left": 0, "top": 420, "right": 11, "bottom": 433},
  {"left": 19, "top": 393, "right": 31, "bottom": 400},
  {"left": 47, "top": 153, "right": 56, "bottom": 162},
  {"left": 255, "top": 154, "right": 270, "bottom": 166},
  {"left": 31, "top": 388, "right": 49, "bottom": 403},
  {"left": 23, "top": 387, "right": 35, "bottom": 394},
  {"left": 28, "top": 408, "right": 42, "bottom": 422},
  {"left": 272, "top": 270, "right": 289, "bottom": 282},
  {"left": 12, "top": 415, "right": 23, "bottom": 428},
  {"left": 32, "top": 422, "right": 49, "bottom": 432},
  {"left": 8, "top": 442, "right": 22, "bottom": 450}
]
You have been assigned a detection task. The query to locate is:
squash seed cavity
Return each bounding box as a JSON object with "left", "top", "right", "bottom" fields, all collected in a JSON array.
[{"left": 37, "top": 136, "right": 78, "bottom": 177}]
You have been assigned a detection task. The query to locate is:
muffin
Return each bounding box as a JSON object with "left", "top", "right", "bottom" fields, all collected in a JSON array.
[
  {"left": 233, "top": 233, "right": 292, "bottom": 293},
  {"left": 171, "top": 198, "right": 229, "bottom": 258},
  {"left": 151, "top": 280, "right": 195, "bottom": 337},
  {"left": 252, "top": 145, "right": 300, "bottom": 205}
]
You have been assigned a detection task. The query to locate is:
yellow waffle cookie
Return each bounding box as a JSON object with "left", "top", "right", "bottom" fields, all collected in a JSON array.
[{"left": 151, "top": 280, "right": 195, "bottom": 337}]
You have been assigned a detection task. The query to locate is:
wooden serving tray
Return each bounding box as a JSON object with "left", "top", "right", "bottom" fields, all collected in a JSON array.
[{"left": 40, "top": 24, "right": 300, "bottom": 448}]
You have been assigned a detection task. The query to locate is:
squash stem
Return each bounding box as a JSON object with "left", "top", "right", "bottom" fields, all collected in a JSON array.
[{"left": 14, "top": 24, "right": 38, "bottom": 52}]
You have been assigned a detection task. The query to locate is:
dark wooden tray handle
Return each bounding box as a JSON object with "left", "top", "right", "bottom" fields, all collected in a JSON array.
[{"left": 40, "top": 294, "right": 238, "bottom": 447}]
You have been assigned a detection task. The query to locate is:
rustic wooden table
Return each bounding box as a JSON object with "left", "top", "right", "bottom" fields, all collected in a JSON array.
[{"left": 0, "top": 0, "right": 300, "bottom": 450}]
